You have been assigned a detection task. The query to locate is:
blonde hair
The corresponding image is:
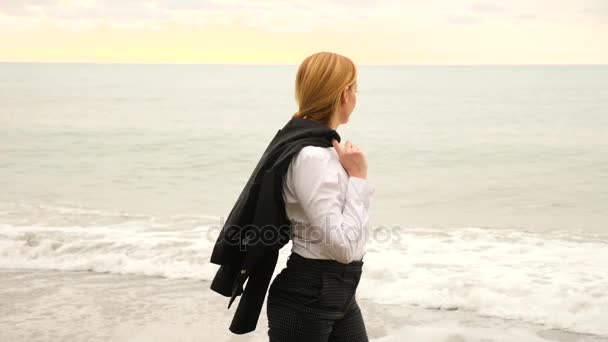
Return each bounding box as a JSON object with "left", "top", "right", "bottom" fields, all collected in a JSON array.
[{"left": 291, "top": 52, "right": 357, "bottom": 126}]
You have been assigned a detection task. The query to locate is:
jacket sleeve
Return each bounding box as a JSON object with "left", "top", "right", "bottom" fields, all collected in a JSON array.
[
  {"left": 228, "top": 168, "right": 289, "bottom": 334},
  {"left": 229, "top": 248, "right": 279, "bottom": 334}
]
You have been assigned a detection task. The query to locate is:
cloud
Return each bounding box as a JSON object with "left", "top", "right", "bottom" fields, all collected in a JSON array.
[
  {"left": 444, "top": 14, "right": 483, "bottom": 25},
  {"left": 0, "top": 0, "right": 367, "bottom": 31},
  {"left": 583, "top": 7, "right": 608, "bottom": 16},
  {"left": 155, "top": 0, "right": 215, "bottom": 10},
  {"left": 515, "top": 14, "right": 537, "bottom": 21},
  {"left": 0, "top": 2, "right": 29, "bottom": 16},
  {"left": 0, "top": 0, "right": 58, "bottom": 16},
  {"left": 49, "top": 2, "right": 170, "bottom": 21},
  {"left": 0, "top": 0, "right": 217, "bottom": 19},
  {"left": 0, "top": 0, "right": 376, "bottom": 18},
  {"left": 471, "top": 2, "right": 503, "bottom": 13},
  {"left": 458, "top": 2, "right": 541, "bottom": 24},
  {"left": 1, "top": 0, "right": 606, "bottom": 33}
]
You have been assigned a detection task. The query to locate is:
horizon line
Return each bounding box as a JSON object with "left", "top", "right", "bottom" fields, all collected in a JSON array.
[{"left": 1, "top": 60, "right": 607, "bottom": 67}]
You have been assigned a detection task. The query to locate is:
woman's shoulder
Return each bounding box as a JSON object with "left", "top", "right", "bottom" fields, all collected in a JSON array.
[
  {"left": 296, "top": 145, "right": 333, "bottom": 161},
  {"left": 290, "top": 145, "right": 342, "bottom": 176}
]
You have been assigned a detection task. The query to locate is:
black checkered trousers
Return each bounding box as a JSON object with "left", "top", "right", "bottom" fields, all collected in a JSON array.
[{"left": 266, "top": 252, "right": 368, "bottom": 342}]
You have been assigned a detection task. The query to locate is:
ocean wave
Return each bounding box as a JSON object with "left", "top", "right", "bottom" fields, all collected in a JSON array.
[
  {"left": 360, "top": 226, "right": 608, "bottom": 337},
  {"left": 0, "top": 210, "right": 607, "bottom": 336}
]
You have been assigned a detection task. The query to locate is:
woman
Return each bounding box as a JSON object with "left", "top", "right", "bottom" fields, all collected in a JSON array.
[{"left": 266, "top": 51, "right": 374, "bottom": 342}]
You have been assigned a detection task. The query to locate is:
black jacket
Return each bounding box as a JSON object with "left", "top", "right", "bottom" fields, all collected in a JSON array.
[{"left": 209, "top": 117, "right": 341, "bottom": 334}]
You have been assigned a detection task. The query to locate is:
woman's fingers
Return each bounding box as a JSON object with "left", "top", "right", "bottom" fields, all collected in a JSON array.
[
  {"left": 332, "top": 139, "right": 367, "bottom": 179},
  {"left": 348, "top": 141, "right": 361, "bottom": 154},
  {"left": 334, "top": 139, "right": 355, "bottom": 154},
  {"left": 344, "top": 140, "right": 353, "bottom": 153},
  {"left": 333, "top": 139, "right": 362, "bottom": 159},
  {"left": 332, "top": 139, "right": 342, "bottom": 154}
]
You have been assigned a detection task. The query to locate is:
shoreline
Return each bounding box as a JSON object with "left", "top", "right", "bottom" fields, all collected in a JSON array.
[{"left": 1, "top": 269, "right": 606, "bottom": 342}]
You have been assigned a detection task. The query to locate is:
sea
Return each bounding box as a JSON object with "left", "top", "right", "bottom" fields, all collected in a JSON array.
[{"left": 0, "top": 63, "right": 607, "bottom": 341}]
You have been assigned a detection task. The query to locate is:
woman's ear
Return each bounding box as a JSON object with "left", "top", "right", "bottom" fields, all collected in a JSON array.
[{"left": 340, "top": 88, "right": 348, "bottom": 105}]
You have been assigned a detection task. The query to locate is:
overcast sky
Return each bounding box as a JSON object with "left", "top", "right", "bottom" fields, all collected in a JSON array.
[{"left": 0, "top": 0, "right": 606, "bottom": 64}]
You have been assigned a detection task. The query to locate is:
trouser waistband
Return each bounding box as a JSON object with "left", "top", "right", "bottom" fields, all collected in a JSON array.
[{"left": 286, "top": 252, "right": 363, "bottom": 277}]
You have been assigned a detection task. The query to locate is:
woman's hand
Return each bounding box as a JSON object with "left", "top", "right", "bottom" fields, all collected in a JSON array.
[{"left": 332, "top": 139, "right": 368, "bottom": 179}]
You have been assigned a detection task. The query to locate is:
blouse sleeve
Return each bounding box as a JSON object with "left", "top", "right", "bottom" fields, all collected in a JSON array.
[{"left": 288, "top": 147, "right": 375, "bottom": 264}]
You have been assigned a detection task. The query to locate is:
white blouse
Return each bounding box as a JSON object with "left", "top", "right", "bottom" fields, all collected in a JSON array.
[{"left": 282, "top": 145, "right": 375, "bottom": 264}]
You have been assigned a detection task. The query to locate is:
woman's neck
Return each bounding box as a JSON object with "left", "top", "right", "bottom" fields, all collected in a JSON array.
[{"left": 327, "top": 113, "right": 340, "bottom": 130}]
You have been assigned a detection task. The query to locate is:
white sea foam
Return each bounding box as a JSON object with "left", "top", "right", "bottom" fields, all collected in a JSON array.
[
  {"left": 360, "top": 226, "right": 608, "bottom": 336},
  {"left": 0, "top": 219, "right": 221, "bottom": 281},
  {"left": 374, "top": 321, "right": 553, "bottom": 342},
  {"left": 0, "top": 206, "right": 607, "bottom": 337}
]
